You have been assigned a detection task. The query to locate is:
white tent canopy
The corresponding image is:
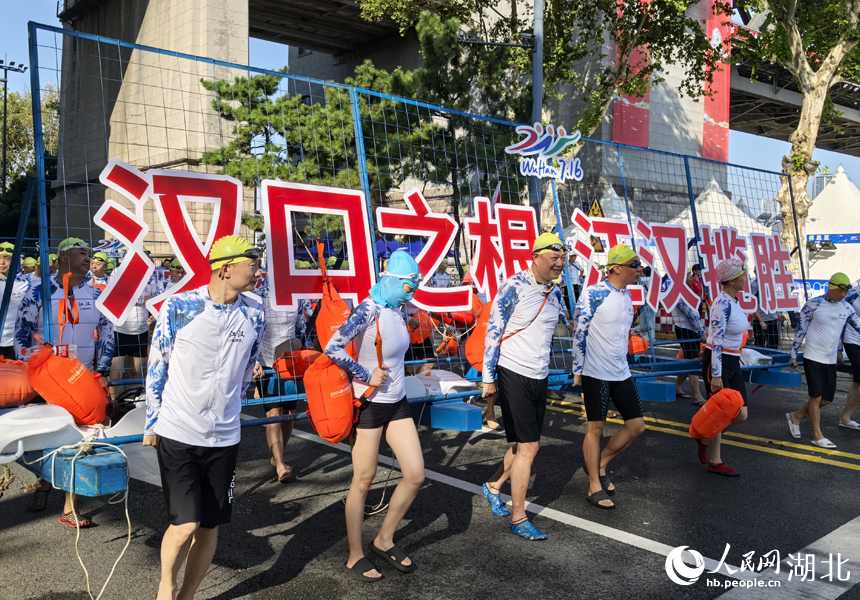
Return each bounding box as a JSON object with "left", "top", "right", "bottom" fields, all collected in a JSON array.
[
  {"left": 600, "top": 184, "right": 637, "bottom": 222},
  {"left": 806, "top": 165, "right": 860, "bottom": 291},
  {"left": 669, "top": 178, "right": 773, "bottom": 238}
]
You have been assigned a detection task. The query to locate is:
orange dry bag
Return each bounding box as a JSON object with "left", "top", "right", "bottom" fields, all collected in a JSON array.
[
  {"left": 275, "top": 349, "right": 322, "bottom": 379},
  {"left": 465, "top": 293, "right": 549, "bottom": 372},
  {"left": 409, "top": 310, "right": 435, "bottom": 344},
  {"left": 314, "top": 244, "right": 356, "bottom": 355},
  {"left": 27, "top": 344, "right": 109, "bottom": 426},
  {"left": 305, "top": 320, "right": 382, "bottom": 444},
  {"left": 0, "top": 358, "right": 38, "bottom": 408},
  {"left": 689, "top": 388, "right": 744, "bottom": 440},
  {"left": 628, "top": 335, "right": 649, "bottom": 355}
]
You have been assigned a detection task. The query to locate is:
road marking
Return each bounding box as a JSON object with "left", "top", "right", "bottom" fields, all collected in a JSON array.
[
  {"left": 716, "top": 514, "right": 860, "bottom": 599},
  {"left": 545, "top": 402, "right": 860, "bottom": 471},
  {"left": 288, "top": 429, "right": 747, "bottom": 579}
]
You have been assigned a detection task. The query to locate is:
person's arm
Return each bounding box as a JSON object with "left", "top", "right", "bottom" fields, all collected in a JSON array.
[
  {"left": 847, "top": 311, "right": 860, "bottom": 338},
  {"left": 482, "top": 282, "right": 518, "bottom": 385},
  {"left": 243, "top": 308, "right": 266, "bottom": 388},
  {"left": 678, "top": 299, "right": 705, "bottom": 337},
  {"left": 324, "top": 299, "right": 376, "bottom": 382},
  {"left": 144, "top": 298, "right": 178, "bottom": 440},
  {"left": 709, "top": 300, "right": 731, "bottom": 379},
  {"left": 93, "top": 288, "right": 115, "bottom": 372},
  {"left": 790, "top": 301, "right": 814, "bottom": 363},
  {"left": 13, "top": 284, "right": 40, "bottom": 359},
  {"left": 572, "top": 286, "right": 606, "bottom": 377}
]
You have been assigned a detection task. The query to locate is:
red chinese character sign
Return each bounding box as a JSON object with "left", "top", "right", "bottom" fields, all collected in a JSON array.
[
  {"left": 96, "top": 159, "right": 243, "bottom": 323},
  {"left": 262, "top": 181, "right": 377, "bottom": 310}
]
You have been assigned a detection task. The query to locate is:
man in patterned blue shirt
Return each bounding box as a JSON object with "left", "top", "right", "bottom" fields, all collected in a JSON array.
[
  {"left": 480, "top": 233, "right": 569, "bottom": 541},
  {"left": 15, "top": 237, "right": 115, "bottom": 527},
  {"left": 143, "top": 235, "right": 265, "bottom": 600}
]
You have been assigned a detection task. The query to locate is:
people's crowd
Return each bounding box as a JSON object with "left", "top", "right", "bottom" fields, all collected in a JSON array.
[{"left": 1, "top": 234, "right": 859, "bottom": 597}]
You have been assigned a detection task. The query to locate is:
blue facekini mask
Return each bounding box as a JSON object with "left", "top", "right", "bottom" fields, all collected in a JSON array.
[{"left": 369, "top": 250, "right": 421, "bottom": 308}]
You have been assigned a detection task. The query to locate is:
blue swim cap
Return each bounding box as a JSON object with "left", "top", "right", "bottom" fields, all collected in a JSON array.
[{"left": 370, "top": 251, "right": 421, "bottom": 308}]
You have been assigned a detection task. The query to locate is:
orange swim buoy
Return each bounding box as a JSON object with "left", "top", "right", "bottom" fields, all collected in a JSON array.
[
  {"left": 689, "top": 388, "right": 744, "bottom": 440},
  {"left": 27, "top": 345, "right": 109, "bottom": 426},
  {"left": 0, "top": 358, "right": 38, "bottom": 408},
  {"left": 628, "top": 335, "right": 649, "bottom": 355}
]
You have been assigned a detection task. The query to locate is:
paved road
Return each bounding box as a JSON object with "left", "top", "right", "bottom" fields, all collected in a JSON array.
[{"left": 3, "top": 369, "right": 860, "bottom": 600}]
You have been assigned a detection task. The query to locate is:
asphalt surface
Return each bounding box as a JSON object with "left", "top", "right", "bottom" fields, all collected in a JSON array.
[{"left": 3, "top": 367, "right": 860, "bottom": 600}]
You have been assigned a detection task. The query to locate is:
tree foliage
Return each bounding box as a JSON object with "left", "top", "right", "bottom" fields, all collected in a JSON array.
[
  {"left": 734, "top": 1, "right": 860, "bottom": 271},
  {"left": 357, "top": 0, "right": 730, "bottom": 137},
  {"left": 1, "top": 85, "right": 60, "bottom": 191}
]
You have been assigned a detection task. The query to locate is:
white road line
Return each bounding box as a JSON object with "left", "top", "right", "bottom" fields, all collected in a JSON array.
[
  {"left": 288, "top": 428, "right": 747, "bottom": 579},
  {"left": 716, "top": 516, "right": 860, "bottom": 599}
]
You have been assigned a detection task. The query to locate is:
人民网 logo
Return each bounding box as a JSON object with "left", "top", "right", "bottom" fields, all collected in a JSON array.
[{"left": 665, "top": 546, "right": 706, "bottom": 586}]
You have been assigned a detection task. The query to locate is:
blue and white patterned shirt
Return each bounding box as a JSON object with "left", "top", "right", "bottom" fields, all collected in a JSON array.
[
  {"left": 706, "top": 291, "right": 749, "bottom": 378},
  {"left": 843, "top": 285, "right": 860, "bottom": 347},
  {"left": 14, "top": 273, "right": 114, "bottom": 371},
  {"left": 572, "top": 281, "right": 635, "bottom": 381},
  {"left": 325, "top": 297, "right": 411, "bottom": 403},
  {"left": 671, "top": 299, "right": 705, "bottom": 336},
  {"left": 145, "top": 285, "right": 266, "bottom": 446},
  {"left": 483, "top": 270, "right": 566, "bottom": 384},
  {"left": 792, "top": 295, "right": 860, "bottom": 365}
]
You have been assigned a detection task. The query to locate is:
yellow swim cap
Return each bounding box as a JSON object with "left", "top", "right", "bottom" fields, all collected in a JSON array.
[
  {"left": 0, "top": 242, "right": 14, "bottom": 256},
  {"left": 532, "top": 232, "right": 567, "bottom": 255},
  {"left": 606, "top": 244, "right": 638, "bottom": 266},
  {"left": 57, "top": 238, "right": 89, "bottom": 253},
  {"left": 92, "top": 252, "right": 109, "bottom": 263},
  {"left": 208, "top": 235, "right": 259, "bottom": 270},
  {"left": 21, "top": 257, "right": 37, "bottom": 267}
]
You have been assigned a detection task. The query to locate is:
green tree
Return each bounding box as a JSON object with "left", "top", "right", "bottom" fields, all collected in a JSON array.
[
  {"left": 357, "top": 0, "right": 729, "bottom": 138},
  {"left": 735, "top": 1, "right": 860, "bottom": 275},
  {"left": 1, "top": 85, "right": 60, "bottom": 191}
]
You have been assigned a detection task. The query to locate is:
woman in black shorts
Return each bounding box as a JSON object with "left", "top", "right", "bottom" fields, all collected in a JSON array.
[
  {"left": 325, "top": 251, "right": 425, "bottom": 582},
  {"left": 699, "top": 257, "right": 750, "bottom": 477}
]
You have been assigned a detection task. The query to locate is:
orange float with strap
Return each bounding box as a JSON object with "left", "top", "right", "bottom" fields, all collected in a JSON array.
[
  {"left": 275, "top": 349, "right": 322, "bottom": 379},
  {"left": 689, "top": 388, "right": 744, "bottom": 440},
  {"left": 628, "top": 335, "right": 649, "bottom": 355},
  {"left": 408, "top": 310, "right": 435, "bottom": 344},
  {"left": 0, "top": 358, "right": 38, "bottom": 408},
  {"left": 304, "top": 241, "right": 372, "bottom": 444}
]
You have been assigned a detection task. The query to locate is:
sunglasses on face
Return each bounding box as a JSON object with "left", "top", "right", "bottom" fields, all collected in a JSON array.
[
  {"left": 534, "top": 243, "right": 570, "bottom": 254},
  {"left": 208, "top": 249, "right": 260, "bottom": 265},
  {"left": 619, "top": 261, "right": 643, "bottom": 270},
  {"left": 834, "top": 284, "right": 850, "bottom": 291}
]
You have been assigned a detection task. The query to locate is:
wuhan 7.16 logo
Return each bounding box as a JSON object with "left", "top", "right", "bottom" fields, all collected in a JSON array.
[{"left": 504, "top": 123, "right": 584, "bottom": 183}]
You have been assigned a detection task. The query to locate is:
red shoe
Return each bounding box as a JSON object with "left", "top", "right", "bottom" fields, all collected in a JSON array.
[
  {"left": 708, "top": 462, "right": 739, "bottom": 477},
  {"left": 696, "top": 440, "right": 709, "bottom": 464},
  {"left": 58, "top": 511, "right": 93, "bottom": 528}
]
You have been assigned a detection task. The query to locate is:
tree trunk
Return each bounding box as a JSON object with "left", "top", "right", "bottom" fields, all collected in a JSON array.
[{"left": 777, "top": 84, "right": 825, "bottom": 284}]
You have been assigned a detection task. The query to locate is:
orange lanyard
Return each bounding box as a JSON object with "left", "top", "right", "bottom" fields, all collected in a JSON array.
[{"left": 57, "top": 272, "right": 80, "bottom": 342}]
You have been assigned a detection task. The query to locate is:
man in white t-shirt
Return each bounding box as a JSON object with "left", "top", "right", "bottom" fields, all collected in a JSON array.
[
  {"left": 0, "top": 242, "right": 30, "bottom": 359},
  {"left": 481, "top": 233, "right": 568, "bottom": 541},
  {"left": 252, "top": 274, "right": 304, "bottom": 482},
  {"left": 110, "top": 267, "right": 157, "bottom": 390},
  {"left": 787, "top": 273, "right": 860, "bottom": 448},
  {"left": 143, "top": 235, "right": 264, "bottom": 600},
  {"left": 572, "top": 244, "right": 646, "bottom": 510}
]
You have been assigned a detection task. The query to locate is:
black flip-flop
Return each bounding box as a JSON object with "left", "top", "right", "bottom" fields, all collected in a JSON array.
[
  {"left": 583, "top": 464, "right": 615, "bottom": 496},
  {"left": 676, "top": 392, "right": 692, "bottom": 399},
  {"left": 346, "top": 557, "right": 383, "bottom": 582},
  {"left": 587, "top": 490, "right": 616, "bottom": 510},
  {"left": 370, "top": 543, "right": 417, "bottom": 573}
]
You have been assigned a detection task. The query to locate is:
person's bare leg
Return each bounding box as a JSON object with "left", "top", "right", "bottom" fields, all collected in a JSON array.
[
  {"left": 675, "top": 375, "right": 689, "bottom": 397},
  {"left": 176, "top": 526, "right": 219, "bottom": 600},
  {"left": 688, "top": 375, "right": 706, "bottom": 404},
  {"left": 508, "top": 441, "right": 539, "bottom": 523},
  {"left": 583, "top": 422, "right": 612, "bottom": 507},
  {"left": 486, "top": 393, "right": 500, "bottom": 429},
  {"left": 791, "top": 401, "right": 811, "bottom": 425},
  {"left": 840, "top": 383, "right": 860, "bottom": 425},
  {"left": 156, "top": 522, "right": 198, "bottom": 600},
  {"left": 808, "top": 397, "right": 828, "bottom": 441},
  {"left": 708, "top": 407, "right": 748, "bottom": 464},
  {"left": 599, "top": 418, "right": 647, "bottom": 479},
  {"left": 487, "top": 445, "right": 516, "bottom": 493},
  {"left": 344, "top": 427, "right": 383, "bottom": 579},
  {"left": 373, "top": 418, "right": 424, "bottom": 566},
  {"left": 265, "top": 406, "right": 292, "bottom": 481}
]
